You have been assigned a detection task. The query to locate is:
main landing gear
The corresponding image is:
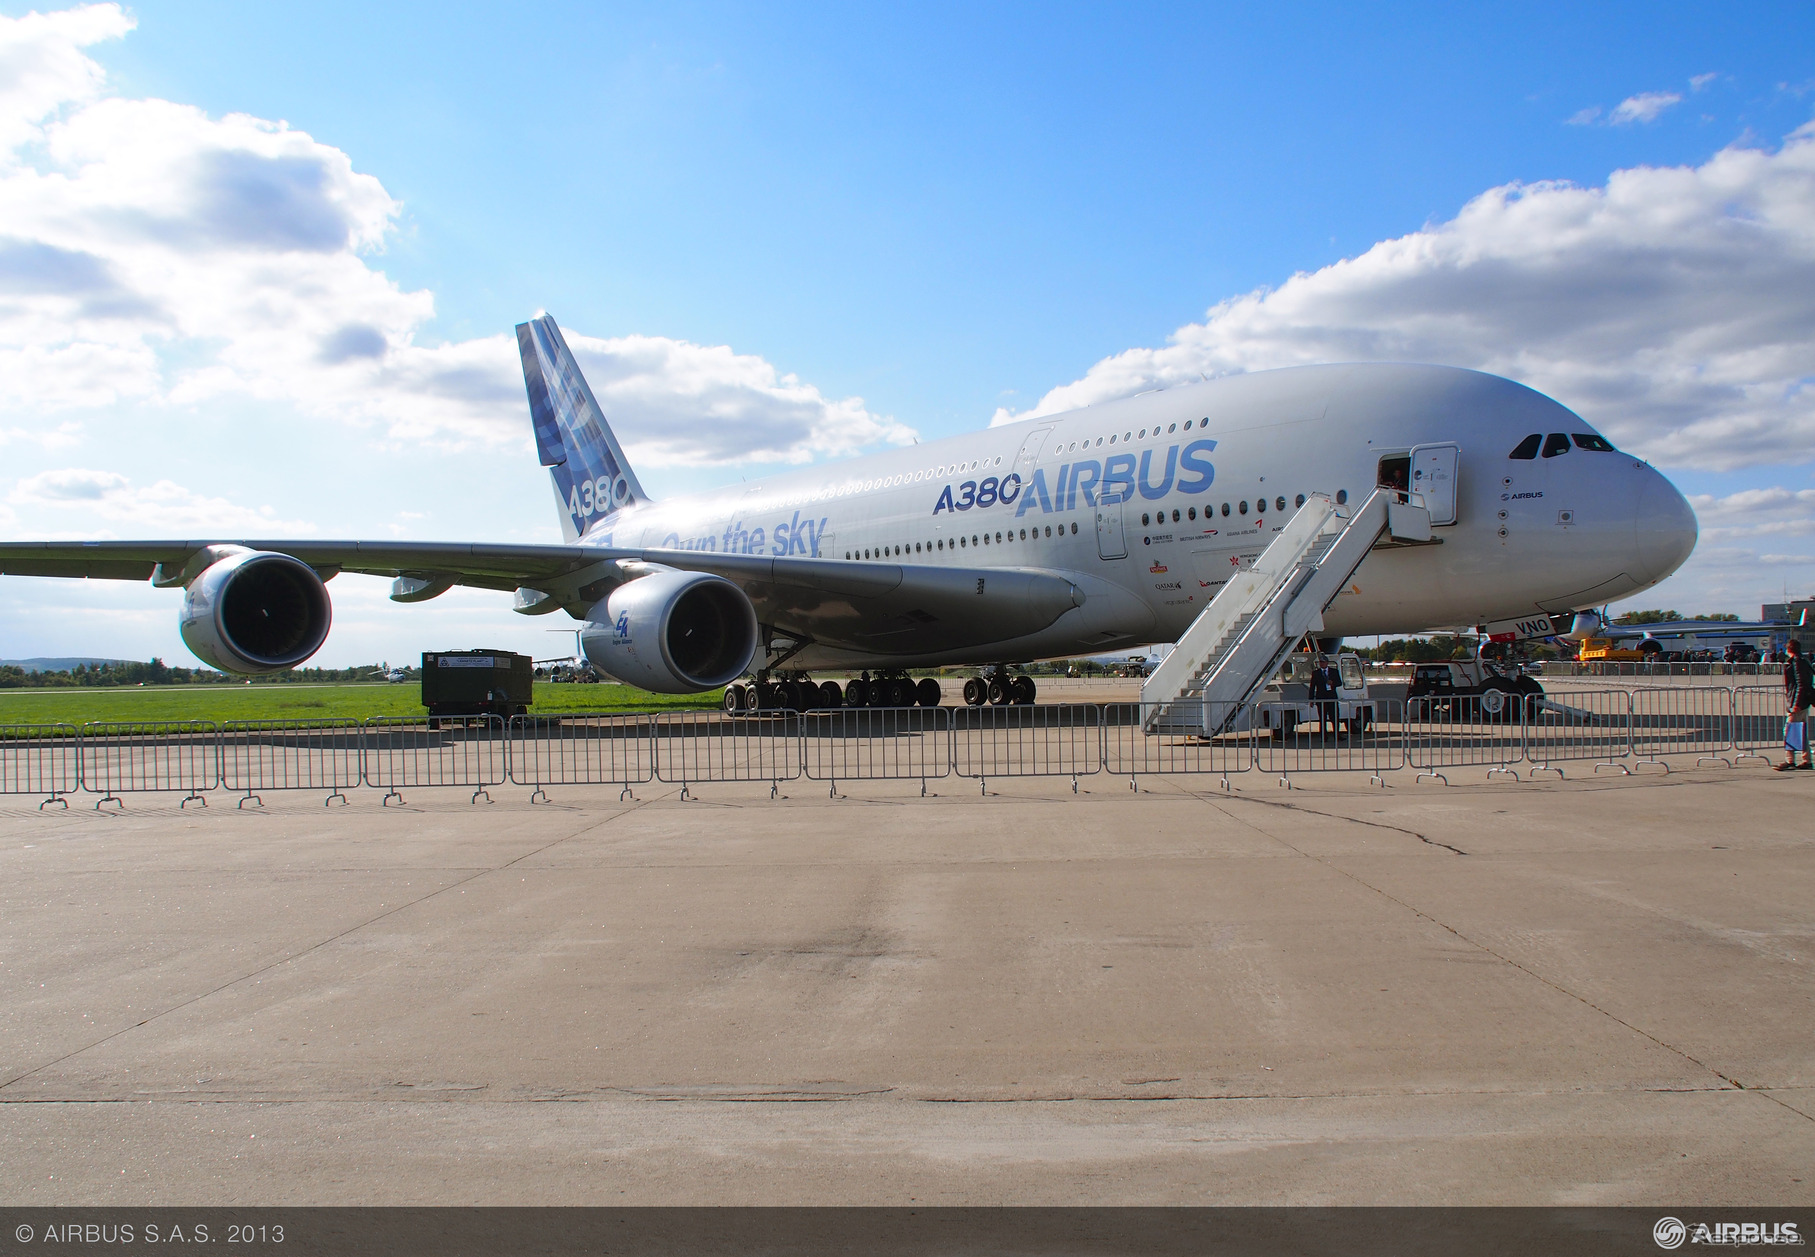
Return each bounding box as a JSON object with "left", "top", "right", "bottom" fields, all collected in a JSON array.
[
  {"left": 961, "top": 665, "right": 1036, "bottom": 707},
  {"left": 723, "top": 671, "right": 943, "bottom": 713}
]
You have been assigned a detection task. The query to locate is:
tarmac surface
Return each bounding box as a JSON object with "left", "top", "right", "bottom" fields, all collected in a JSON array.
[{"left": 2, "top": 730, "right": 1811, "bottom": 1205}]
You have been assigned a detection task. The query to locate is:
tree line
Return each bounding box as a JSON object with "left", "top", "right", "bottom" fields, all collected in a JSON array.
[{"left": 0, "top": 660, "right": 393, "bottom": 689}]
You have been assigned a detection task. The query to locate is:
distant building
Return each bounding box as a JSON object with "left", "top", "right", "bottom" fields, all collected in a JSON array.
[{"left": 1761, "top": 598, "right": 1814, "bottom": 654}]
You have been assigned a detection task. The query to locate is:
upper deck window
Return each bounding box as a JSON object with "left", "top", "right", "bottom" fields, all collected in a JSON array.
[
  {"left": 1572, "top": 433, "right": 1616, "bottom": 452},
  {"left": 1542, "top": 433, "right": 1572, "bottom": 458},
  {"left": 1509, "top": 434, "right": 1541, "bottom": 459}
]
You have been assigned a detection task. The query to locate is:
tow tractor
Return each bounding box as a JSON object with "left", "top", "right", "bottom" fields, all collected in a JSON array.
[{"left": 1405, "top": 647, "right": 1545, "bottom": 722}]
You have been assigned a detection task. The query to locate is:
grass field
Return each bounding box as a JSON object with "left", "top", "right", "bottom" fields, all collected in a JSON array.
[{"left": 0, "top": 681, "right": 722, "bottom": 726}]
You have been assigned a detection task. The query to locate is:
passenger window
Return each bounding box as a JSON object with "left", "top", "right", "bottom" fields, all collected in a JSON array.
[
  {"left": 1542, "top": 433, "right": 1571, "bottom": 458},
  {"left": 1275, "top": 496, "right": 1285, "bottom": 512},
  {"left": 1221, "top": 503, "right": 1230, "bottom": 517},
  {"left": 1141, "top": 513, "right": 1151, "bottom": 526},
  {"left": 1294, "top": 494, "right": 1305, "bottom": 508},
  {"left": 1336, "top": 490, "right": 1347, "bottom": 505},
  {"left": 1187, "top": 507, "right": 1196, "bottom": 520},
  {"left": 1572, "top": 433, "right": 1615, "bottom": 452},
  {"left": 1239, "top": 501, "right": 1248, "bottom": 515},
  {"left": 1377, "top": 455, "right": 1411, "bottom": 491},
  {"left": 1172, "top": 508, "right": 1181, "bottom": 523}
]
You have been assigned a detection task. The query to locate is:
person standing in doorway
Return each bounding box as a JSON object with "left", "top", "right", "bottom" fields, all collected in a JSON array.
[{"left": 1776, "top": 639, "right": 1814, "bottom": 771}]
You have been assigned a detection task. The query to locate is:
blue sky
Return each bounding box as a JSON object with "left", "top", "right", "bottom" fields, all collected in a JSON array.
[{"left": 2, "top": 2, "right": 1813, "bottom": 665}]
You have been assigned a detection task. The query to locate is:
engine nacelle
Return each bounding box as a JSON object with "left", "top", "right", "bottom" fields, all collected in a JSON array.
[
  {"left": 581, "top": 569, "right": 757, "bottom": 694},
  {"left": 178, "top": 550, "right": 333, "bottom": 674}
]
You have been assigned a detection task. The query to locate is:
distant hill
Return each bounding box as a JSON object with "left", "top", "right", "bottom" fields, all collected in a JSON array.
[{"left": 0, "top": 657, "right": 137, "bottom": 673}]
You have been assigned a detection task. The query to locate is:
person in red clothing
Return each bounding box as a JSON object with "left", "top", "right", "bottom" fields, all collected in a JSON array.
[{"left": 1776, "top": 639, "right": 1814, "bottom": 771}]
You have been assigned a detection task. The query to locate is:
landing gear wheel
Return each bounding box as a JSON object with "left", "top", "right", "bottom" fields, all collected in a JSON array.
[
  {"left": 916, "top": 677, "right": 942, "bottom": 708},
  {"left": 987, "top": 678, "right": 1010, "bottom": 705},
  {"left": 845, "top": 678, "right": 870, "bottom": 708},
  {"left": 819, "top": 680, "right": 844, "bottom": 709},
  {"left": 1012, "top": 675, "right": 1036, "bottom": 705},
  {"left": 963, "top": 677, "right": 987, "bottom": 707},
  {"left": 724, "top": 685, "right": 745, "bottom": 715},
  {"left": 741, "top": 683, "right": 763, "bottom": 715}
]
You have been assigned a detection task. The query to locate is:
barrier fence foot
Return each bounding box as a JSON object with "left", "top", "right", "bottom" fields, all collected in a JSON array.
[
  {"left": 1696, "top": 755, "right": 1732, "bottom": 769},
  {"left": 1592, "top": 760, "right": 1631, "bottom": 775},
  {"left": 40, "top": 794, "right": 68, "bottom": 810},
  {"left": 1369, "top": 773, "right": 1386, "bottom": 788},
  {"left": 1735, "top": 751, "right": 1772, "bottom": 767},
  {"left": 920, "top": 777, "right": 929, "bottom": 798},
  {"left": 1071, "top": 775, "right": 1079, "bottom": 794},
  {"left": 1277, "top": 774, "right": 1292, "bottom": 789},
  {"left": 528, "top": 787, "right": 549, "bottom": 805},
  {"left": 181, "top": 791, "right": 207, "bottom": 808},
  {"left": 1415, "top": 771, "right": 1449, "bottom": 786},
  {"left": 471, "top": 787, "right": 492, "bottom": 805},
  {"left": 770, "top": 780, "right": 780, "bottom": 800},
  {"left": 237, "top": 792, "right": 263, "bottom": 809},
  {"left": 1221, "top": 775, "right": 1232, "bottom": 792},
  {"left": 1487, "top": 766, "right": 1519, "bottom": 781},
  {"left": 382, "top": 788, "right": 404, "bottom": 807},
  {"left": 828, "top": 781, "right": 840, "bottom": 799},
  {"left": 619, "top": 784, "right": 636, "bottom": 801},
  {"left": 679, "top": 782, "right": 692, "bottom": 801},
  {"left": 1634, "top": 759, "right": 1670, "bottom": 775},
  {"left": 1129, "top": 774, "right": 1138, "bottom": 792},
  {"left": 325, "top": 790, "right": 348, "bottom": 806},
  {"left": 1529, "top": 764, "right": 1564, "bottom": 780},
  {"left": 96, "top": 794, "right": 123, "bottom": 810}
]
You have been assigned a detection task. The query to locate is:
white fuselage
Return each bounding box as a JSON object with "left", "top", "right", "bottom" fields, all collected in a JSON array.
[{"left": 578, "top": 364, "right": 1697, "bottom": 668}]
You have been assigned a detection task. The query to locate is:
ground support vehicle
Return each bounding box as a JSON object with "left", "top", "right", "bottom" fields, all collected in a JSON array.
[
  {"left": 1405, "top": 658, "right": 1544, "bottom": 721},
  {"left": 1227, "top": 653, "right": 1378, "bottom": 739},
  {"left": 421, "top": 649, "right": 533, "bottom": 724}
]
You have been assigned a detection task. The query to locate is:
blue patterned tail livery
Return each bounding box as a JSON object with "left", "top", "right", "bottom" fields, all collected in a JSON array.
[{"left": 516, "top": 314, "right": 649, "bottom": 543}]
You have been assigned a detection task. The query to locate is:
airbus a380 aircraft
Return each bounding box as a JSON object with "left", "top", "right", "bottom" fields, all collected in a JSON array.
[{"left": 0, "top": 315, "right": 1697, "bottom": 709}]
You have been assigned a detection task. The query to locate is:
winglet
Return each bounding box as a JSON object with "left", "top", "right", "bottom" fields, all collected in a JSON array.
[{"left": 516, "top": 314, "right": 649, "bottom": 543}]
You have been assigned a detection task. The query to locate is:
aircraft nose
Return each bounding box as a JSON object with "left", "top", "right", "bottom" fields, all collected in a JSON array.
[{"left": 1633, "top": 467, "right": 1697, "bottom": 583}]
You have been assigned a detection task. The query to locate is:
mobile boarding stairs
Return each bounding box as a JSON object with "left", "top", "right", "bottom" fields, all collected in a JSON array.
[{"left": 1140, "top": 489, "right": 1433, "bottom": 734}]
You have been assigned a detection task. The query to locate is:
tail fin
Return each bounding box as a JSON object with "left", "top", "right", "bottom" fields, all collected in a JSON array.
[{"left": 517, "top": 314, "right": 649, "bottom": 543}]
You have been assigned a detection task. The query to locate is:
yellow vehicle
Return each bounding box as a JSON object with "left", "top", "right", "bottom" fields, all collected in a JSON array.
[{"left": 1575, "top": 636, "right": 1651, "bottom": 663}]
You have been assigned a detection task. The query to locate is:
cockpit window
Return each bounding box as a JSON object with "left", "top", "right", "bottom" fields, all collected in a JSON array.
[
  {"left": 1541, "top": 433, "right": 1572, "bottom": 458},
  {"left": 1509, "top": 434, "right": 1541, "bottom": 460},
  {"left": 1572, "top": 433, "right": 1616, "bottom": 452}
]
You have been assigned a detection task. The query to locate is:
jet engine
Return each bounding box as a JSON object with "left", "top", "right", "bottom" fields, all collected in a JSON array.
[
  {"left": 581, "top": 569, "right": 758, "bottom": 694},
  {"left": 178, "top": 550, "right": 333, "bottom": 674}
]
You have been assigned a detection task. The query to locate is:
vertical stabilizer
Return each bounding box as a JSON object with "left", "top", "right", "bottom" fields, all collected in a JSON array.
[{"left": 516, "top": 314, "right": 649, "bottom": 543}]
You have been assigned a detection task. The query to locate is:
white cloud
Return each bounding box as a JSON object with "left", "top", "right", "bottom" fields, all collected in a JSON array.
[
  {"left": 9, "top": 467, "right": 315, "bottom": 535},
  {"left": 994, "top": 125, "right": 1815, "bottom": 473},
  {"left": 0, "top": 420, "right": 80, "bottom": 448},
  {"left": 0, "top": 6, "right": 907, "bottom": 471},
  {"left": 1690, "top": 73, "right": 1719, "bottom": 93},
  {"left": 1566, "top": 106, "right": 1602, "bottom": 127},
  {"left": 1609, "top": 91, "right": 1683, "bottom": 125}
]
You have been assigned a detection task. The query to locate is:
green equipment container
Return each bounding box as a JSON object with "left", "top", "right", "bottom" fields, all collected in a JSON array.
[{"left": 421, "top": 649, "right": 533, "bottom": 720}]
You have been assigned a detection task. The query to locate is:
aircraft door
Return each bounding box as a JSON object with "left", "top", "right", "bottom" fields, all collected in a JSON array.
[
  {"left": 1011, "top": 425, "right": 1055, "bottom": 484},
  {"left": 1408, "top": 443, "right": 1459, "bottom": 525},
  {"left": 1096, "top": 498, "right": 1127, "bottom": 559}
]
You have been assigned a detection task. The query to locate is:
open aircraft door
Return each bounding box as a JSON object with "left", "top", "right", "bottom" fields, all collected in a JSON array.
[{"left": 1408, "top": 443, "right": 1459, "bottom": 525}]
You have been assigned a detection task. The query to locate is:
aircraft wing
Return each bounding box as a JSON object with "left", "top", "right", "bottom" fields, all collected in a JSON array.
[{"left": 0, "top": 539, "right": 1083, "bottom": 655}]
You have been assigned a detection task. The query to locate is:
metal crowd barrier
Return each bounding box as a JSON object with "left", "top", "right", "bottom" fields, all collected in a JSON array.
[
  {"left": 1731, "top": 685, "right": 1789, "bottom": 766},
  {"left": 1629, "top": 686, "right": 1733, "bottom": 771},
  {"left": 362, "top": 715, "right": 507, "bottom": 805},
  {"left": 653, "top": 710, "right": 801, "bottom": 798},
  {"left": 1100, "top": 702, "right": 1254, "bottom": 790},
  {"left": 1403, "top": 696, "right": 1523, "bottom": 783},
  {"left": 220, "top": 719, "right": 363, "bottom": 806},
  {"left": 508, "top": 713, "right": 655, "bottom": 801},
  {"left": 78, "top": 720, "right": 220, "bottom": 808},
  {"left": 802, "top": 706, "right": 951, "bottom": 796},
  {"left": 0, "top": 723, "right": 80, "bottom": 808},
  {"left": 952, "top": 703, "right": 1100, "bottom": 793},
  {"left": 1523, "top": 690, "right": 1634, "bottom": 778},
  {"left": 1251, "top": 699, "right": 1403, "bottom": 788}
]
